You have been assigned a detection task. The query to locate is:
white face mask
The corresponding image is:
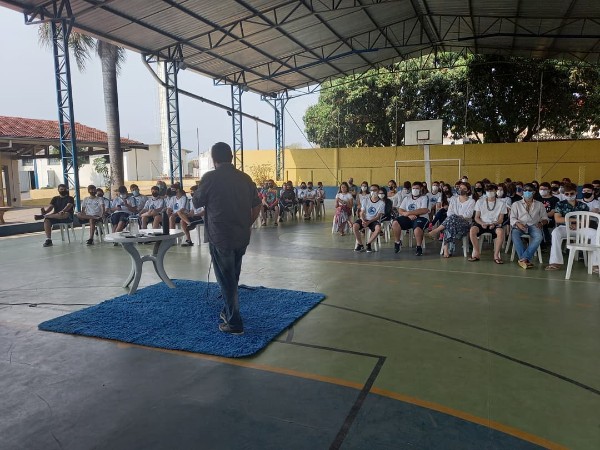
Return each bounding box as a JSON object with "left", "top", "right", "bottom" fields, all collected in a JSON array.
[
  {"left": 361, "top": 186, "right": 368, "bottom": 192},
  {"left": 431, "top": 186, "right": 439, "bottom": 194},
  {"left": 486, "top": 191, "right": 496, "bottom": 199},
  {"left": 412, "top": 188, "right": 421, "bottom": 197},
  {"left": 378, "top": 193, "right": 385, "bottom": 199},
  {"left": 370, "top": 190, "right": 379, "bottom": 198},
  {"left": 559, "top": 187, "right": 565, "bottom": 194},
  {"left": 539, "top": 189, "right": 549, "bottom": 196},
  {"left": 565, "top": 194, "right": 576, "bottom": 201},
  {"left": 496, "top": 190, "right": 504, "bottom": 197},
  {"left": 461, "top": 178, "right": 468, "bottom": 183}
]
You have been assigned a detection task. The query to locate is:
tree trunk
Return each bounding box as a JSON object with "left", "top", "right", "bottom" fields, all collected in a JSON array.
[{"left": 98, "top": 41, "right": 124, "bottom": 191}]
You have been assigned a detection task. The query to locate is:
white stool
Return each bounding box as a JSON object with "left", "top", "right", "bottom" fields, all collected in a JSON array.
[{"left": 52, "top": 222, "right": 75, "bottom": 243}]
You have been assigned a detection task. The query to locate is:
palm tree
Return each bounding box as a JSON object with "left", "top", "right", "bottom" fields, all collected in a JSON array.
[{"left": 39, "top": 25, "right": 126, "bottom": 190}]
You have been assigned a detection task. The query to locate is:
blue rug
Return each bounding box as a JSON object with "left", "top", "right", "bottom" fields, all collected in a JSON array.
[{"left": 38, "top": 280, "right": 325, "bottom": 358}]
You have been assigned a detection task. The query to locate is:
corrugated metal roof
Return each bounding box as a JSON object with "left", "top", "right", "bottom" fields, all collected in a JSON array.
[{"left": 1, "top": 0, "right": 599, "bottom": 95}]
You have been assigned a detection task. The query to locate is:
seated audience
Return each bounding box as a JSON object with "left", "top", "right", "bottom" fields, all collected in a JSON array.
[
  {"left": 279, "top": 181, "right": 298, "bottom": 219},
  {"left": 392, "top": 181, "right": 430, "bottom": 256},
  {"left": 427, "top": 182, "right": 475, "bottom": 257},
  {"left": 76, "top": 184, "right": 105, "bottom": 245},
  {"left": 110, "top": 186, "right": 138, "bottom": 232},
  {"left": 468, "top": 184, "right": 507, "bottom": 263},
  {"left": 546, "top": 183, "right": 595, "bottom": 271},
  {"left": 260, "top": 179, "right": 281, "bottom": 226},
  {"left": 34, "top": 184, "right": 75, "bottom": 248},
  {"left": 353, "top": 184, "right": 384, "bottom": 252},
  {"left": 510, "top": 183, "right": 548, "bottom": 269},
  {"left": 333, "top": 182, "right": 353, "bottom": 236},
  {"left": 139, "top": 185, "right": 166, "bottom": 229}
]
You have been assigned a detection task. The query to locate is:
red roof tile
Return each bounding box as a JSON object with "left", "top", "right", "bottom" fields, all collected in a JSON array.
[{"left": 0, "top": 116, "right": 145, "bottom": 147}]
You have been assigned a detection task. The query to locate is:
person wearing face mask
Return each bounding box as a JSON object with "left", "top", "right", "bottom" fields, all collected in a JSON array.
[
  {"left": 580, "top": 183, "right": 600, "bottom": 213},
  {"left": 303, "top": 182, "right": 317, "bottom": 219},
  {"left": 427, "top": 182, "right": 475, "bottom": 257},
  {"left": 352, "top": 184, "right": 385, "bottom": 252},
  {"left": 392, "top": 181, "right": 431, "bottom": 255},
  {"left": 138, "top": 186, "right": 167, "bottom": 229},
  {"left": 545, "top": 182, "right": 597, "bottom": 271},
  {"left": 279, "top": 181, "right": 298, "bottom": 220},
  {"left": 333, "top": 182, "right": 353, "bottom": 235},
  {"left": 591, "top": 180, "right": 600, "bottom": 200},
  {"left": 347, "top": 178, "right": 359, "bottom": 218},
  {"left": 166, "top": 188, "right": 190, "bottom": 230},
  {"left": 34, "top": 184, "right": 75, "bottom": 247},
  {"left": 96, "top": 188, "right": 112, "bottom": 218},
  {"left": 387, "top": 180, "right": 397, "bottom": 198},
  {"left": 537, "top": 182, "right": 558, "bottom": 249},
  {"left": 296, "top": 182, "right": 308, "bottom": 217},
  {"left": 378, "top": 187, "right": 394, "bottom": 222},
  {"left": 468, "top": 184, "right": 507, "bottom": 263},
  {"left": 129, "top": 183, "right": 148, "bottom": 211},
  {"left": 427, "top": 182, "right": 442, "bottom": 216},
  {"left": 259, "top": 179, "right": 281, "bottom": 226},
  {"left": 356, "top": 181, "right": 370, "bottom": 218},
  {"left": 473, "top": 182, "right": 485, "bottom": 200},
  {"left": 509, "top": 183, "right": 548, "bottom": 269},
  {"left": 110, "top": 186, "right": 137, "bottom": 233},
  {"left": 76, "top": 184, "right": 105, "bottom": 245}
]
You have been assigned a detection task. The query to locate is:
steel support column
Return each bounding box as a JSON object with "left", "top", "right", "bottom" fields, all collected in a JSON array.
[
  {"left": 274, "top": 96, "right": 287, "bottom": 182},
  {"left": 261, "top": 94, "right": 288, "bottom": 182},
  {"left": 164, "top": 60, "right": 183, "bottom": 185},
  {"left": 46, "top": 2, "right": 80, "bottom": 209},
  {"left": 230, "top": 85, "right": 244, "bottom": 171}
]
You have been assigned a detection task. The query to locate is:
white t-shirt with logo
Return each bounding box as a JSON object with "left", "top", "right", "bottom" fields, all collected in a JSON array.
[
  {"left": 82, "top": 196, "right": 104, "bottom": 217},
  {"left": 399, "top": 195, "right": 430, "bottom": 218},
  {"left": 112, "top": 195, "right": 136, "bottom": 214},
  {"left": 361, "top": 197, "right": 385, "bottom": 221},
  {"left": 143, "top": 197, "right": 166, "bottom": 211},
  {"left": 171, "top": 196, "right": 189, "bottom": 213},
  {"left": 582, "top": 198, "right": 600, "bottom": 212},
  {"left": 427, "top": 192, "right": 441, "bottom": 209},
  {"left": 474, "top": 198, "right": 508, "bottom": 224}
]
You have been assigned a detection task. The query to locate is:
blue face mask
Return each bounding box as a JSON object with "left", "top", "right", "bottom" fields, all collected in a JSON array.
[{"left": 523, "top": 191, "right": 534, "bottom": 200}]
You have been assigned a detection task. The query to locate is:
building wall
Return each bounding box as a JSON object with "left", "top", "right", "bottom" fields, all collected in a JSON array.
[{"left": 241, "top": 140, "right": 600, "bottom": 186}]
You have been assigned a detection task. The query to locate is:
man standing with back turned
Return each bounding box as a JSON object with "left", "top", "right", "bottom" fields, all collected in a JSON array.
[{"left": 193, "top": 142, "right": 261, "bottom": 335}]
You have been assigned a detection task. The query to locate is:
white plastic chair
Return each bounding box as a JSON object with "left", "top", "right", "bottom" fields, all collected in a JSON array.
[
  {"left": 80, "top": 220, "right": 104, "bottom": 243},
  {"left": 439, "top": 236, "right": 469, "bottom": 257},
  {"left": 52, "top": 222, "right": 75, "bottom": 243},
  {"left": 365, "top": 227, "right": 381, "bottom": 251},
  {"left": 510, "top": 234, "right": 543, "bottom": 263},
  {"left": 564, "top": 211, "right": 600, "bottom": 279}
]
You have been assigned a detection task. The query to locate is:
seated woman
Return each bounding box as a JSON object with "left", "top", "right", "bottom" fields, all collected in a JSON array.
[
  {"left": 378, "top": 187, "right": 394, "bottom": 222},
  {"left": 427, "top": 182, "right": 475, "bottom": 257},
  {"left": 430, "top": 183, "right": 452, "bottom": 233},
  {"left": 333, "top": 182, "right": 353, "bottom": 235},
  {"left": 468, "top": 184, "right": 507, "bottom": 264}
]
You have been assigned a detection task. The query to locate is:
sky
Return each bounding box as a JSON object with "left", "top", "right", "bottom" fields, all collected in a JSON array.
[{"left": 0, "top": 8, "right": 320, "bottom": 158}]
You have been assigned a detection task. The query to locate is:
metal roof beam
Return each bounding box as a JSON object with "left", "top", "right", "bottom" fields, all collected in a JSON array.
[
  {"left": 78, "top": 0, "right": 294, "bottom": 92},
  {"left": 157, "top": 0, "right": 322, "bottom": 88}
]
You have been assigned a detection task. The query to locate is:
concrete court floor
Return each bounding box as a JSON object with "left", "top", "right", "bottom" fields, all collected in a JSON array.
[{"left": 0, "top": 212, "right": 599, "bottom": 450}]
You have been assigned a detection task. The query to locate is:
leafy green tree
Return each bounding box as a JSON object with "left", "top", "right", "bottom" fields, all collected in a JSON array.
[
  {"left": 39, "top": 26, "right": 126, "bottom": 189},
  {"left": 304, "top": 54, "right": 600, "bottom": 145}
]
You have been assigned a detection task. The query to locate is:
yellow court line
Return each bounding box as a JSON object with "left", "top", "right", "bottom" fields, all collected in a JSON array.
[
  {"left": 114, "top": 340, "right": 568, "bottom": 450},
  {"left": 370, "top": 387, "right": 569, "bottom": 450}
]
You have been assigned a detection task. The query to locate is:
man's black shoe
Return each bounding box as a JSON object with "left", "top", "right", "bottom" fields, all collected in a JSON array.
[
  {"left": 394, "top": 242, "right": 401, "bottom": 253},
  {"left": 218, "top": 323, "right": 243, "bottom": 335},
  {"left": 181, "top": 240, "right": 194, "bottom": 247},
  {"left": 354, "top": 244, "right": 364, "bottom": 252},
  {"left": 86, "top": 239, "right": 94, "bottom": 246},
  {"left": 415, "top": 246, "right": 423, "bottom": 256},
  {"left": 366, "top": 243, "right": 373, "bottom": 253},
  {"left": 43, "top": 239, "right": 53, "bottom": 247},
  {"left": 34, "top": 214, "right": 44, "bottom": 220}
]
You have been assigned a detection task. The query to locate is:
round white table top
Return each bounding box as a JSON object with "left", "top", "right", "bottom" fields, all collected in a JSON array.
[{"left": 105, "top": 229, "right": 184, "bottom": 243}]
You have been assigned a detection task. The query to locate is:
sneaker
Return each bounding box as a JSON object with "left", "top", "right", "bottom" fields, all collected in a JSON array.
[
  {"left": 219, "top": 311, "right": 227, "bottom": 323},
  {"left": 86, "top": 239, "right": 94, "bottom": 246},
  {"left": 181, "top": 240, "right": 194, "bottom": 247},
  {"left": 274, "top": 221, "right": 278, "bottom": 226},
  {"left": 415, "top": 246, "right": 423, "bottom": 256},
  {"left": 278, "top": 217, "right": 283, "bottom": 223},
  {"left": 218, "top": 323, "right": 244, "bottom": 335},
  {"left": 394, "top": 242, "right": 402, "bottom": 253},
  {"left": 354, "top": 244, "right": 364, "bottom": 252},
  {"left": 526, "top": 260, "right": 534, "bottom": 268},
  {"left": 43, "top": 239, "right": 53, "bottom": 247},
  {"left": 366, "top": 243, "right": 373, "bottom": 253},
  {"left": 518, "top": 259, "right": 529, "bottom": 269},
  {"left": 34, "top": 214, "right": 44, "bottom": 220}
]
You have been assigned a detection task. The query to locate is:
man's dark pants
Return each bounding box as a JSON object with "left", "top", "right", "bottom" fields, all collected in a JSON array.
[{"left": 209, "top": 243, "right": 246, "bottom": 331}]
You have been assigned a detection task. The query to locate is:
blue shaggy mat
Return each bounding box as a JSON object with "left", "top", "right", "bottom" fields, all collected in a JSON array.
[{"left": 38, "top": 280, "right": 325, "bottom": 358}]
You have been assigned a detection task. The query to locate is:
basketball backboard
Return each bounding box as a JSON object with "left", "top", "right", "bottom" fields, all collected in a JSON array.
[{"left": 404, "top": 119, "right": 443, "bottom": 145}]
